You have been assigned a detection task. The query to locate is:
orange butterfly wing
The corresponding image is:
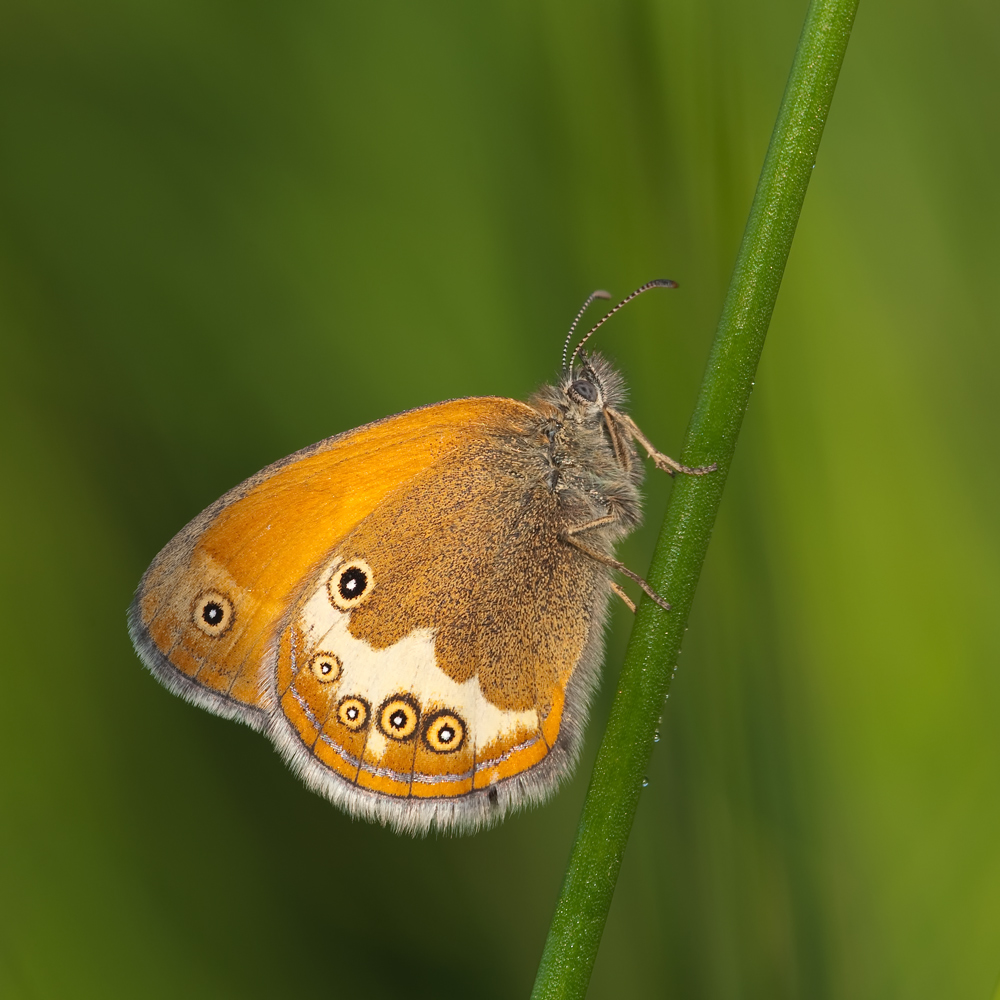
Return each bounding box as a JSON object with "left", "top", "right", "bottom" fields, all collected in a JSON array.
[
  {"left": 130, "top": 396, "right": 607, "bottom": 833},
  {"left": 131, "top": 398, "right": 527, "bottom": 718}
]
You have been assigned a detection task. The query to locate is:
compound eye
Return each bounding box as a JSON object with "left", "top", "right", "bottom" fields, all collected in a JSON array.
[
  {"left": 570, "top": 378, "right": 599, "bottom": 403},
  {"left": 328, "top": 558, "right": 374, "bottom": 611}
]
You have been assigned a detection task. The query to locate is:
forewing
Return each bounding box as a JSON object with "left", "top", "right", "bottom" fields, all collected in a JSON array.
[{"left": 128, "top": 398, "right": 535, "bottom": 729}]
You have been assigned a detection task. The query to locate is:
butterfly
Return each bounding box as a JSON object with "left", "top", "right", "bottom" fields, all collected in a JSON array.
[{"left": 128, "top": 279, "right": 714, "bottom": 834}]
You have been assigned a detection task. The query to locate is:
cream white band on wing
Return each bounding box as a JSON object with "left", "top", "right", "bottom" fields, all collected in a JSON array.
[{"left": 295, "top": 557, "right": 540, "bottom": 769}]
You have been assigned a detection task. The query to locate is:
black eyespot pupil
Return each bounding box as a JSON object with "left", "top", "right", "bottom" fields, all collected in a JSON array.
[
  {"left": 320, "top": 662, "right": 331, "bottom": 674},
  {"left": 439, "top": 726, "right": 454, "bottom": 742},
  {"left": 347, "top": 707, "right": 357, "bottom": 719},
  {"left": 338, "top": 567, "right": 368, "bottom": 600},
  {"left": 203, "top": 602, "right": 222, "bottom": 624},
  {"left": 571, "top": 379, "right": 598, "bottom": 402},
  {"left": 391, "top": 712, "right": 406, "bottom": 728}
]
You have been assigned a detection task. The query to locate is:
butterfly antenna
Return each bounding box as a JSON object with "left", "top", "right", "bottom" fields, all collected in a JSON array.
[
  {"left": 561, "top": 289, "right": 612, "bottom": 371},
  {"left": 568, "top": 278, "right": 678, "bottom": 372}
]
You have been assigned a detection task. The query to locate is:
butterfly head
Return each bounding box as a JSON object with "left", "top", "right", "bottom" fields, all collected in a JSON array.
[
  {"left": 560, "top": 351, "right": 628, "bottom": 418},
  {"left": 557, "top": 278, "right": 676, "bottom": 420}
]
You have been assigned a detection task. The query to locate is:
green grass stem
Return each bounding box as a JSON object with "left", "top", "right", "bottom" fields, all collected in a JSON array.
[{"left": 531, "top": 0, "right": 859, "bottom": 995}]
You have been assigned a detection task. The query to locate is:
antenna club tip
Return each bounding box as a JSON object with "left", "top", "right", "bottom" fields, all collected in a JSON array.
[
  {"left": 653, "top": 278, "right": 679, "bottom": 289},
  {"left": 594, "top": 289, "right": 612, "bottom": 299}
]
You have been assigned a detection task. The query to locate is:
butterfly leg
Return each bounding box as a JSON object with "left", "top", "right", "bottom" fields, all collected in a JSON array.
[
  {"left": 609, "top": 581, "right": 637, "bottom": 614},
  {"left": 560, "top": 517, "right": 671, "bottom": 611},
  {"left": 608, "top": 409, "right": 717, "bottom": 477}
]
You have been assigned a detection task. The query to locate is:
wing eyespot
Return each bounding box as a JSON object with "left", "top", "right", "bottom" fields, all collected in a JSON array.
[
  {"left": 192, "top": 591, "right": 235, "bottom": 637},
  {"left": 337, "top": 696, "right": 370, "bottom": 732},
  {"left": 423, "top": 710, "right": 466, "bottom": 753},
  {"left": 378, "top": 695, "right": 420, "bottom": 741},
  {"left": 309, "top": 652, "right": 342, "bottom": 684},
  {"left": 328, "top": 558, "right": 374, "bottom": 611}
]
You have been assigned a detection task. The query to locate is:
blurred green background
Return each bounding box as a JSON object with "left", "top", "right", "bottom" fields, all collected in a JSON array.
[{"left": 1, "top": 0, "right": 998, "bottom": 997}]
